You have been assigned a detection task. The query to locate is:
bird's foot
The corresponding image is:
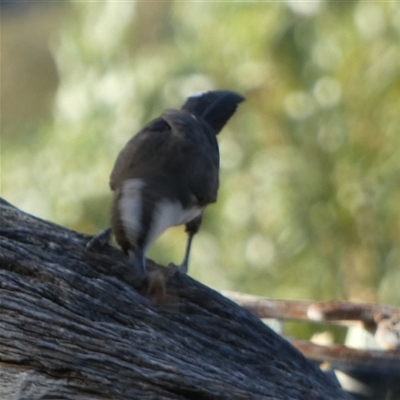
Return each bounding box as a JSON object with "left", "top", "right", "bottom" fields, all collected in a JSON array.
[
  {"left": 128, "top": 249, "right": 147, "bottom": 278},
  {"left": 86, "top": 227, "right": 112, "bottom": 251},
  {"left": 168, "top": 262, "right": 188, "bottom": 275}
]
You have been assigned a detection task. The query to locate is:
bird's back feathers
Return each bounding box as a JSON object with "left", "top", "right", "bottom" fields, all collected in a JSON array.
[
  {"left": 110, "top": 110, "right": 219, "bottom": 207},
  {"left": 110, "top": 90, "right": 244, "bottom": 258}
]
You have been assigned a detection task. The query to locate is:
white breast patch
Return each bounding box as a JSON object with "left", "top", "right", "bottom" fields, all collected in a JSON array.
[
  {"left": 119, "top": 178, "right": 145, "bottom": 243},
  {"left": 119, "top": 178, "right": 203, "bottom": 250},
  {"left": 146, "top": 200, "right": 203, "bottom": 248}
]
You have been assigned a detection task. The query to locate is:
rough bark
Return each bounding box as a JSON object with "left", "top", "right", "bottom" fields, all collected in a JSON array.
[{"left": 0, "top": 198, "right": 350, "bottom": 400}]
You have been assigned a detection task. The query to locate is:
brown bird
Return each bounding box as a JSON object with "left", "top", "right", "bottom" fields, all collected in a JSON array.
[{"left": 88, "top": 90, "right": 244, "bottom": 277}]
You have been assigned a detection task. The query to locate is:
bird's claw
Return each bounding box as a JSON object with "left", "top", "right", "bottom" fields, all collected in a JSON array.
[
  {"left": 168, "top": 262, "right": 188, "bottom": 275},
  {"left": 86, "top": 227, "right": 112, "bottom": 251}
]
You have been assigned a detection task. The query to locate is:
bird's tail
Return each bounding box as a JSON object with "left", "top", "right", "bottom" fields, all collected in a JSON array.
[{"left": 181, "top": 90, "right": 245, "bottom": 134}]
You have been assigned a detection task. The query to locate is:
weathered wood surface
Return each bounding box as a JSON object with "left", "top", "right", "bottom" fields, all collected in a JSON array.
[{"left": 0, "top": 198, "right": 350, "bottom": 400}]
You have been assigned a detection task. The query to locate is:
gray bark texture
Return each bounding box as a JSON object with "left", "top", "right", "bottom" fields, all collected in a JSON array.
[{"left": 0, "top": 198, "right": 350, "bottom": 400}]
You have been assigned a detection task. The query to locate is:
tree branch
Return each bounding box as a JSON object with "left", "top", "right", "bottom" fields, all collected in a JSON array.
[{"left": 0, "top": 198, "right": 349, "bottom": 400}]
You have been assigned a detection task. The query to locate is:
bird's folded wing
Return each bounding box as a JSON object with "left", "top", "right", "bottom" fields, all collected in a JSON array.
[{"left": 110, "top": 111, "right": 219, "bottom": 207}]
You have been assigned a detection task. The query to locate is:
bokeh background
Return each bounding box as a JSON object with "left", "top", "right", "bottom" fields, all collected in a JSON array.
[{"left": 2, "top": 1, "right": 400, "bottom": 313}]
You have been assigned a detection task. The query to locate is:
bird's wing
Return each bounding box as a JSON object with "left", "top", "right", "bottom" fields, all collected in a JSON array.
[
  {"left": 109, "top": 117, "right": 175, "bottom": 191},
  {"left": 110, "top": 109, "right": 219, "bottom": 206},
  {"left": 161, "top": 109, "right": 220, "bottom": 206}
]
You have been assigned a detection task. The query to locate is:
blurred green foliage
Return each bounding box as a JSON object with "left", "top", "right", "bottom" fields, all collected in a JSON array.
[{"left": 3, "top": 1, "right": 400, "bottom": 306}]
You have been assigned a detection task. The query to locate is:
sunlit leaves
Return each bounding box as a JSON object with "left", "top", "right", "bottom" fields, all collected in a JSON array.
[{"left": 3, "top": 0, "right": 400, "bottom": 304}]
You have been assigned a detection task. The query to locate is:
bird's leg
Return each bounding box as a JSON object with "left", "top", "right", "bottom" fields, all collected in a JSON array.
[
  {"left": 178, "top": 232, "right": 195, "bottom": 274},
  {"left": 86, "top": 227, "right": 112, "bottom": 250},
  {"left": 128, "top": 247, "right": 147, "bottom": 277},
  {"left": 174, "top": 215, "right": 203, "bottom": 274}
]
